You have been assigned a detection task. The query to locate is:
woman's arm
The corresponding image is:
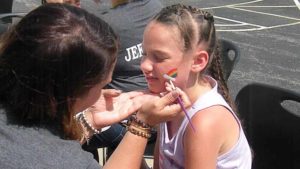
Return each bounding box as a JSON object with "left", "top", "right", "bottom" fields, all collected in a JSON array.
[{"left": 103, "top": 131, "right": 148, "bottom": 169}]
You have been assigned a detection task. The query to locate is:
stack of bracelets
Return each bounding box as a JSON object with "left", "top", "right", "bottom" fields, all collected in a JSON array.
[
  {"left": 75, "top": 110, "right": 152, "bottom": 143},
  {"left": 125, "top": 114, "right": 152, "bottom": 139}
]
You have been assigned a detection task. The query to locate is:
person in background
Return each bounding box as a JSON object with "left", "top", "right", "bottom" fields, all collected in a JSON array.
[
  {"left": 140, "top": 4, "right": 252, "bottom": 169},
  {"left": 0, "top": 4, "right": 190, "bottom": 169},
  {"left": 82, "top": 0, "right": 163, "bottom": 162}
]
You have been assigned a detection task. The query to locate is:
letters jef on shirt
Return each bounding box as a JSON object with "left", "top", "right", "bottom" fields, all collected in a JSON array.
[{"left": 124, "top": 43, "right": 143, "bottom": 62}]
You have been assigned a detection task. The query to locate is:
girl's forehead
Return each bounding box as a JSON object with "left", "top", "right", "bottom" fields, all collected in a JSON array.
[
  {"left": 146, "top": 21, "right": 178, "bottom": 34},
  {"left": 144, "top": 22, "right": 184, "bottom": 50}
]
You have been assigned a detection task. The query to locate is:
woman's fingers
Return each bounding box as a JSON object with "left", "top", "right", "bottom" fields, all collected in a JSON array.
[
  {"left": 157, "top": 90, "right": 179, "bottom": 108},
  {"left": 137, "top": 87, "right": 192, "bottom": 126},
  {"left": 175, "top": 87, "right": 191, "bottom": 108},
  {"left": 136, "top": 90, "right": 182, "bottom": 125},
  {"left": 165, "top": 81, "right": 174, "bottom": 92},
  {"left": 158, "top": 90, "right": 184, "bottom": 117},
  {"left": 102, "top": 89, "right": 121, "bottom": 111},
  {"left": 91, "top": 91, "right": 150, "bottom": 127},
  {"left": 102, "top": 89, "right": 122, "bottom": 97},
  {"left": 130, "top": 94, "right": 159, "bottom": 113}
]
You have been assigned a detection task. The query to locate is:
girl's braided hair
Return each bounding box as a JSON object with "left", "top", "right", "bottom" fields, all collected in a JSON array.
[{"left": 152, "top": 4, "right": 236, "bottom": 111}]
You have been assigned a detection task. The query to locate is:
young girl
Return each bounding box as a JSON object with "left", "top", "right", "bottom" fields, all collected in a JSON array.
[{"left": 140, "top": 4, "right": 252, "bottom": 169}]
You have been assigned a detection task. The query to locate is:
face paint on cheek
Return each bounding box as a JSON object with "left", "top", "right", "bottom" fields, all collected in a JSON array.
[
  {"left": 167, "top": 68, "right": 178, "bottom": 79},
  {"left": 163, "top": 68, "right": 178, "bottom": 89}
]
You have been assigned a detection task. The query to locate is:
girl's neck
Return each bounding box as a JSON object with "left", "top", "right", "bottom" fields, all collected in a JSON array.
[{"left": 185, "top": 76, "right": 212, "bottom": 104}]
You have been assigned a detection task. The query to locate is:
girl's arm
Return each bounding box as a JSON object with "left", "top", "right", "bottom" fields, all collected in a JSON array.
[{"left": 183, "top": 106, "right": 238, "bottom": 169}]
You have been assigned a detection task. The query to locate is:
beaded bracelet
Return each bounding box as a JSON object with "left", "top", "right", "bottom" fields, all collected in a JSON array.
[
  {"left": 125, "top": 114, "right": 152, "bottom": 139},
  {"left": 127, "top": 125, "right": 151, "bottom": 139},
  {"left": 130, "top": 113, "right": 152, "bottom": 128},
  {"left": 74, "top": 109, "right": 100, "bottom": 142}
]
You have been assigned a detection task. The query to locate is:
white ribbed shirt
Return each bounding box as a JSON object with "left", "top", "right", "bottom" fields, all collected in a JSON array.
[{"left": 159, "top": 76, "right": 252, "bottom": 169}]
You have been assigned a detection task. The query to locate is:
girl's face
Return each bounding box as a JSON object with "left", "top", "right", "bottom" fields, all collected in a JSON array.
[{"left": 141, "top": 22, "right": 193, "bottom": 93}]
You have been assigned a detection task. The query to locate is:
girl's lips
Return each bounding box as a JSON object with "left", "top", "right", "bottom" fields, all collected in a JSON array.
[{"left": 145, "top": 76, "right": 158, "bottom": 83}]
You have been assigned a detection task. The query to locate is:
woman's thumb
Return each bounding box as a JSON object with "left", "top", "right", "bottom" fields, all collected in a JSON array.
[
  {"left": 103, "top": 89, "right": 122, "bottom": 97},
  {"left": 158, "top": 90, "right": 179, "bottom": 107}
]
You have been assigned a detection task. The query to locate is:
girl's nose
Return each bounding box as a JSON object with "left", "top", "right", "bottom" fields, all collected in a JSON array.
[{"left": 140, "top": 57, "right": 153, "bottom": 74}]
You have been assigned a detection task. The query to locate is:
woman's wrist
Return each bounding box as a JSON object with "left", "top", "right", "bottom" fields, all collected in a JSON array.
[
  {"left": 74, "top": 109, "right": 101, "bottom": 143},
  {"left": 83, "top": 109, "right": 101, "bottom": 130},
  {"left": 125, "top": 113, "right": 152, "bottom": 139}
]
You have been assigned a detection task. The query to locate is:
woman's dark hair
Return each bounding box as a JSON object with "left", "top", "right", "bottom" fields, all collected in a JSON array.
[
  {"left": 0, "top": 4, "right": 118, "bottom": 139},
  {"left": 152, "top": 4, "right": 235, "bottom": 110}
]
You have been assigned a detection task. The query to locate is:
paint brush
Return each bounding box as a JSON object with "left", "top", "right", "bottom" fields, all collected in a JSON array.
[{"left": 163, "top": 69, "right": 196, "bottom": 131}]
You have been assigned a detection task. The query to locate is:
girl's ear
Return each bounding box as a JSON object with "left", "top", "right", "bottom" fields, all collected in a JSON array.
[{"left": 191, "top": 50, "right": 209, "bottom": 73}]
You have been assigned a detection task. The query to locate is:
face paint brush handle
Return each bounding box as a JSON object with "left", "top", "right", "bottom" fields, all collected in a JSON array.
[
  {"left": 176, "top": 95, "right": 196, "bottom": 132},
  {"left": 168, "top": 79, "right": 195, "bottom": 132}
]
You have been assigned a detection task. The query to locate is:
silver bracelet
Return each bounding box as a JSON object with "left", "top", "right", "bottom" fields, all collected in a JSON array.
[{"left": 74, "top": 109, "right": 100, "bottom": 135}]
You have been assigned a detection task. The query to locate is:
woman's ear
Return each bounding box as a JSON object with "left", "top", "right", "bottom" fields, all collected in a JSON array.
[{"left": 191, "top": 50, "right": 209, "bottom": 73}]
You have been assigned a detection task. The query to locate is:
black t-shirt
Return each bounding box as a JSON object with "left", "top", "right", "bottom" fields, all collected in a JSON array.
[{"left": 98, "top": 0, "right": 163, "bottom": 92}]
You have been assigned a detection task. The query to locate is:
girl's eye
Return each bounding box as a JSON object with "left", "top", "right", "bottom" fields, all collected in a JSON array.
[
  {"left": 142, "top": 51, "right": 167, "bottom": 62},
  {"left": 153, "top": 54, "right": 166, "bottom": 62}
]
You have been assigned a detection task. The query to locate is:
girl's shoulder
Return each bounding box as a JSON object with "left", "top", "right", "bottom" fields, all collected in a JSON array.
[
  {"left": 192, "top": 105, "right": 235, "bottom": 132},
  {"left": 185, "top": 105, "right": 240, "bottom": 154}
]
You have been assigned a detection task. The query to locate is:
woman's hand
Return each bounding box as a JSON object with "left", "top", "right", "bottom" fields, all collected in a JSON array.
[
  {"left": 136, "top": 88, "right": 191, "bottom": 126},
  {"left": 87, "top": 89, "right": 159, "bottom": 128}
]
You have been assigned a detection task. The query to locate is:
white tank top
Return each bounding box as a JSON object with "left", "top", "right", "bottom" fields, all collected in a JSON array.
[{"left": 159, "top": 76, "right": 252, "bottom": 169}]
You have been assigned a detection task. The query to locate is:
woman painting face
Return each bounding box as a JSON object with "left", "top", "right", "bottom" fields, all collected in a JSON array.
[{"left": 141, "top": 21, "right": 193, "bottom": 93}]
